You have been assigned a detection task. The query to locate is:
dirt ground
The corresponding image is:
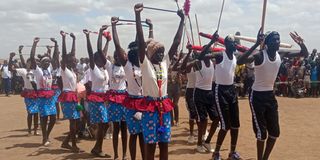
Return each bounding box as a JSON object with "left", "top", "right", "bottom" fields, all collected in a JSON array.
[{"left": 0, "top": 95, "right": 319, "bottom": 160}]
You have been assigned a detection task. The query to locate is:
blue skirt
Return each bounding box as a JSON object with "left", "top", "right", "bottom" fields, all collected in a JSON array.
[
  {"left": 61, "top": 102, "right": 80, "bottom": 120},
  {"left": 141, "top": 111, "right": 171, "bottom": 144},
  {"left": 38, "top": 97, "right": 57, "bottom": 117},
  {"left": 24, "top": 98, "right": 39, "bottom": 114},
  {"left": 88, "top": 102, "right": 108, "bottom": 124},
  {"left": 125, "top": 109, "right": 142, "bottom": 134},
  {"left": 107, "top": 102, "right": 126, "bottom": 122},
  {"left": 52, "top": 89, "right": 61, "bottom": 103}
]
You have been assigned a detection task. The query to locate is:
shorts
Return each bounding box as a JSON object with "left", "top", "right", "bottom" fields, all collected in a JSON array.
[
  {"left": 38, "top": 97, "right": 57, "bottom": 117},
  {"left": 141, "top": 111, "right": 171, "bottom": 143},
  {"left": 194, "top": 88, "right": 218, "bottom": 122},
  {"left": 185, "top": 88, "right": 197, "bottom": 120},
  {"left": 107, "top": 102, "right": 126, "bottom": 122},
  {"left": 61, "top": 102, "right": 80, "bottom": 120},
  {"left": 24, "top": 98, "right": 39, "bottom": 114},
  {"left": 88, "top": 102, "right": 108, "bottom": 124},
  {"left": 125, "top": 109, "right": 143, "bottom": 134},
  {"left": 215, "top": 84, "right": 240, "bottom": 130},
  {"left": 249, "top": 90, "right": 280, "bottom": 140}
]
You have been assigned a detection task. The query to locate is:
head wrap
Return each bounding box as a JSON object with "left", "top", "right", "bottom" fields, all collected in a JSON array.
[{"left": 146, "top": 39, "right": 165, "bottom": 58}]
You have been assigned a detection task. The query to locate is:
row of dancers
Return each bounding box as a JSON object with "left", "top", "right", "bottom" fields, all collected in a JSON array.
[{"left": 9, "top": 3, "right": 309, "bottom": 160}]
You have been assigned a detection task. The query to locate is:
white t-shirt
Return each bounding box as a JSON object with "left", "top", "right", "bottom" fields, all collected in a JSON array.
[
  {"left": 195, "top": 60, "right": 215, "bottom": 90},
  {"left": 61, "top": 67, "right": 77, "bottom": 92},
  {"left": 90, "top": 65, "right": 109, "bottom": 92},
  {"left": 33, "top": 66, "right": 52, "bottom": 90},
  {"left": 106, "top": 60, "right": 126, "bottom": 91},
  {"left": 215, "top": 52, "right": 237, "bottom": 85},
  {"left": 80, "top": 69, "right": 91, "bottom": 85},
  {"left": 252, "top": 50, "right": 281, "bottom": 91},
  {"left": 141, "top": 54, "right": 170, "bottom": 98},
  {"left": 1, "top": 65, "right": 11, "bottom": 78},
  {"left": 124, "top": 62, "right": 142, "bottom": 96},
  {"left": 16, "top": 68, "right": 35, "bottom": 90},
  {"left": 186, "top": 69, "right": 196, "bottom": 88}
]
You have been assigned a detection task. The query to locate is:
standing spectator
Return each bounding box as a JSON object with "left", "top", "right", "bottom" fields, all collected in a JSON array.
[
  {"left": 1, "top": 60, "right": 12, "bottom": 96},
  {"left": 76, "top": 58, "right": 88, "bottom": 81},
  {"left": 304, "top": 64, "right": 311, "bottom": 97},
  {"left": 310, "top": 62, "right": 318, "bottom": 97},
  {"left": 308, "top": 49, "right": 317, "bottom": 62},
  {"left": 243, "top": 63, "right": 254, "bottom": 97}
]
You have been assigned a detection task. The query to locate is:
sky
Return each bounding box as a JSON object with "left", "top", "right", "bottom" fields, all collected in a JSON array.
[{"left": 0, "top": 0, "right": 319, "bottom": 59}]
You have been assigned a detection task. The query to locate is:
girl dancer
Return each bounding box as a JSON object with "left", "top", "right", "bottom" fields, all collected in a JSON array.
[{"left": 134, "top": 3, "right": 184, "bottom": 160}]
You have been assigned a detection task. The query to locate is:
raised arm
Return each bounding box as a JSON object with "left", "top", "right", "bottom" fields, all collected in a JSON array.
[
  {"left": 30, "top": 37, "right": 40, "bottom": 69},
  {"left": 198, "top": 31, "right": 219, "bottom": 60},
  {"left": 168, "top": 10, "right": 185, "bottom": 61},
  {"left": 60, "top": 31, "right": 67, "bottom": 70},
  {"left": 18, "top": 45, "right": 26, "bottom": 68},
  {"left": 180, "top": 45, "right": 193, "bottom": 73},
  {"left": 111, "top": 17, "right": 127, "bottom": 66},
  {"left": 134, "top": 3, "right": 146, "bottom": 63},
  {"left": 172, "top": 51, "right": 184, "bottom": 71},
  {"left": 146, "top": 18, "right": 153, "bottom": 39},
  {"left": 103, "top": 31, "right": 111, "bottom": 57},
  {"left": 83, "top": 29, "right": 94, "bottom": 70},
  {"left": 279, "top": 32, "right": 309, "bottom": 58},
  {"left": 70, "top": 33, "right": 76, "bottom": 57},
  {"left": 46, "top": 45, "right": 52, "bottom": 58},
  {"left": 51, "top": 37, "right": 60, "bottom": 70},
  {"left": 237, "top": 29, "right": 264, "bottom": 65},
  {"left": 97, "top": 25, "right": 108, "bottom": 54}
]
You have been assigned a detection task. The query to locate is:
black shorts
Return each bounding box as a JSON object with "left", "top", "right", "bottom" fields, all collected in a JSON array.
[
  {"left": 215, "top": 84, "right": 240, "bottom": 131},
  {"left": 249, "top": 90, "right": 280, "bottom": 140},
  {"left": 185, "top": 88, "right": 197, "bottom": 120},
  {"left": 194, "top": 88, "right": 218, "bottom": 122}
]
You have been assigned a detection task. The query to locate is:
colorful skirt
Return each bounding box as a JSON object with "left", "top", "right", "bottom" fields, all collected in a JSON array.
[
  {"left": 125, "top": 108, "right": 143, "bottom": 134},
  {"left": 61, "top": 102, "right": 80, "bottom": 120},
  {"left": 24, "top": 98, "right": 39, "bottom": 114},
  {"left": 88, "top": 102, "right": 108, "bottom": 124},
  {"left": 141, "top": 111, "right": 171, "bottom": 143},
  {"left": 38, "top": 97, "right": 56, "bottom": 117},
  {"left": 107, "top": 102, "right": 126, "bottom": 122}
]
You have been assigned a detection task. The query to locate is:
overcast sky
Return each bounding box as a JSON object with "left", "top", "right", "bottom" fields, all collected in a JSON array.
[{"left": 0, "top": 0, "right": 319, "bottom": 59}]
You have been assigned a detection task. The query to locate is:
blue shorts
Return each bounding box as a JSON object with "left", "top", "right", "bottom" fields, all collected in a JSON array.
[
  {"left": 61, "top": 102, "right": 80, "bottom": 120},
  {"left": 88, "top": 102, "right": 108, "bottom": 124},
  {"left": 24, "top": 98, "right": 39, "bottom": 114},
  {"left": 53, "top": 89, "right": 61, "bottom": 103},
  {"left": 125, "top": 109, "right": 142, "bottom": 134},
  {"left": 38, "top": 97, "right": 57, "bottom": 117},
  {"left": 107, "top": 102, "right": 126, "bottom": 122},
  {"left": 142, "top": 111, "right": 171, "bottom": 144}
]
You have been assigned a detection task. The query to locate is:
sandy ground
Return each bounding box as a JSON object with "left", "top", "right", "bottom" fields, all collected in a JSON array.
[{"left": 0, "top": 95, "right": 320, "bottom": 160}]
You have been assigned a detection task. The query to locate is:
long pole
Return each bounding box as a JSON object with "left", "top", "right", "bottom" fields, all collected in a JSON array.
[
  {"left": 195, "top": 14, "right": 201, "bottom": 46},
  {"left": 260, "top": 0, "right": 268, "bottom": 49},
  {"left": 216, "top": 0, "right": 226, "bottom": 32}
]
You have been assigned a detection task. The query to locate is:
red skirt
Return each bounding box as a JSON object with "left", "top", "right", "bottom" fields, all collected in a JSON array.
[
  {"left": 58, "top": 91, "right": 78, "bottom": 102},
  {"left": 20, "top": 90, "right": 37, "bottom": 99},
  {"left": 87, "top": 92, "right": 107, "bottom": 103},
  {"left": 105, "top": 90, "right": 128, "bottom": 104},
  {"left": 123, "top": 96, "right": 145, "bottom": 111},
  {"left": 52, "top": 85, "right": 59, "bottom": 90},
  {"left": 138, "top": 97, "right": 174, "bottom": 113},
  {"left": 36, "top": 90, "right": 55, "bottom": 98}
]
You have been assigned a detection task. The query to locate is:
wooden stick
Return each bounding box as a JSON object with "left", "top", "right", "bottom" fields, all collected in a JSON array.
[
  {"left": 39, "top": 37, "right": 52, "bottom": 39},
  {"left": 234, "top": 35, "right": 293, "bottom": 48},
  {"left": 260, "top": 0, "right": 268, "bottom": 49},
  {"left": 195, "top": 14, "right": 201, "bottom": 46},
  {"left": 119, "top": 19, "right": 146, "bottom": 23},
  {"left": 217, "top": 0, "right": 226, "bottom": 32},
  {"left": 117, "top": 23, "right": 149, "bottom": 28},
  {"left": 144, "top": 6, "right": 176, "bottom": 13},
  {"left": 187, "top": 16, "right": 195, "bottom": 45}
]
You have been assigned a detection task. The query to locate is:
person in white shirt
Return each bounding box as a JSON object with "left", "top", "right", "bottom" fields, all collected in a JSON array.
[
  {"left": 1, "top": 60, "right": 12, "bottom": 96},
  {"left": 135, "top": 3, "right": 184, "bottom": 160},
  {"left": 83, "top": 26, "right": 111, "bottom": 158},
  {"left": 58, "top": 31, "right": 83, "bottom": 153},
  {"left": 30, "top": 37, "right": 59, "bottom": 146},
  {"left": 111, "top": 16, "right": 153, "bottom": 160},
  {"left": 9, "top": 46, "right": 39, "bottom": 136},
  {"left": 237, "top": 29, "right": 309, "bottom": 160}
]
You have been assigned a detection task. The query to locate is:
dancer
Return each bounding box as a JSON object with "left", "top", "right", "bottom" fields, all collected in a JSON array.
[
  {"left": 237, "top": 29, "right": 308, "bottom": 160},
  {"left": 83, "top": 26, "right": 111, "bottom": 158},
  {"left": 135, "top": 3, "right": 184, "bottom": 160},
  {"left": 111, "top": 16, "right": 154, "bottom": 160},
  {"left": 9, "top": 47, "right": 39, "bottom": 136},
  {"left": 58, "top": 31, "right": 83, "bottom": 152},
  {"left": 30, "top": 37, "right": 59, "bottom": 146}
]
